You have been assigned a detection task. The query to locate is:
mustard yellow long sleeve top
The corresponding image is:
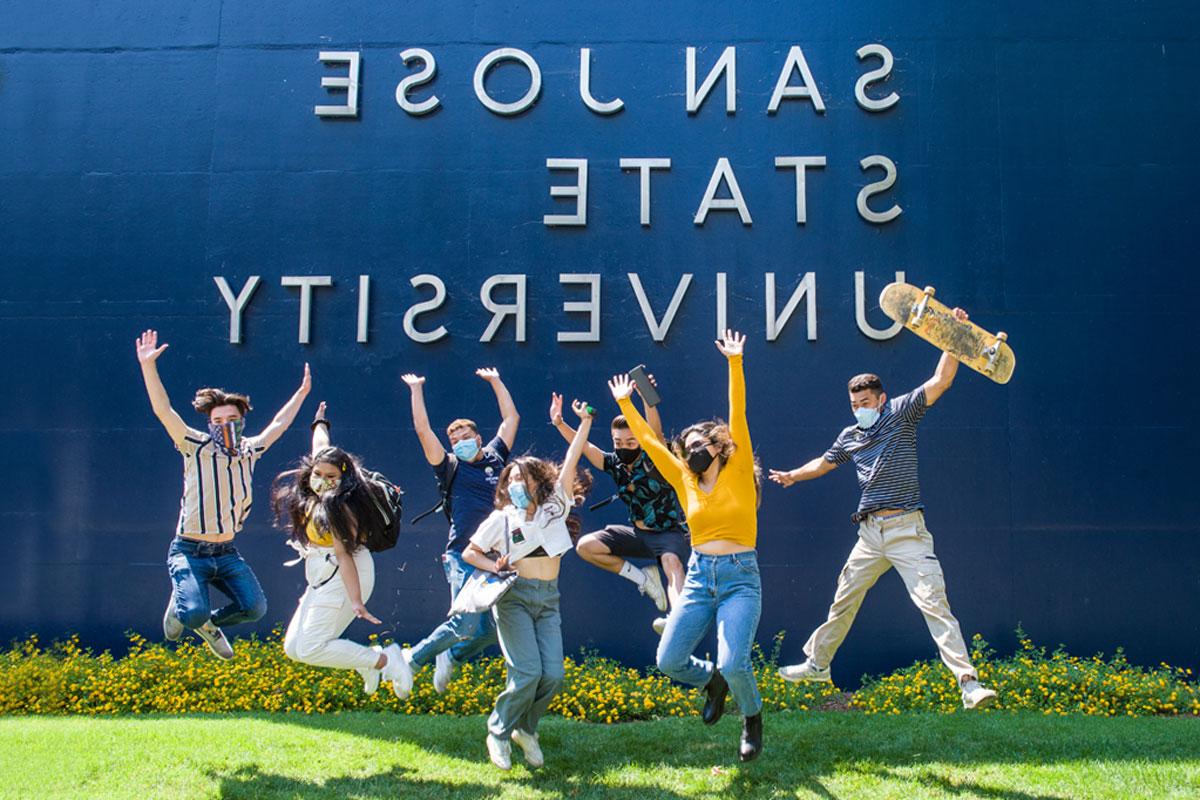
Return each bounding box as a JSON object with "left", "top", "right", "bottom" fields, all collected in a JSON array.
[{"left": 617, "top": 354, "right": 757, "bottom": 549}]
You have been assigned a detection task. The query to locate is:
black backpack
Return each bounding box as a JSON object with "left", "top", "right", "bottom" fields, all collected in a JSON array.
[
  {"left": 410, "top": 454, "right": 459, "bottom": 525},
  {"left": 361, "top": 470, "right": 404, "bottom": 552}
]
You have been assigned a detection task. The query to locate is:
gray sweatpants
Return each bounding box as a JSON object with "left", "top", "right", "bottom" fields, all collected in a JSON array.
[{"left": 488, "top": 576, "right": 564, "bottom": 740}]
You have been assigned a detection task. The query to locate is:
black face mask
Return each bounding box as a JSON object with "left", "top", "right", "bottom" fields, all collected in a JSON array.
[
  {"left": 614, "top": 447, "right": 642, "bottom": 465},
  {"left": 686, "top": 448, "right": 716, "bottom": 474}
]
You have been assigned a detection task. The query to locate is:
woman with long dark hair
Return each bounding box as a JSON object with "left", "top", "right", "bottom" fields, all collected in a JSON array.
[
  {"left": 272, "top": 403, "right": 413, "bottom": 699},
  {"left": 461, "top": 400, "right": 593, "bottom": 771},
  {"left": 608, "top": 330, "right": 765, "bottom": 762}
]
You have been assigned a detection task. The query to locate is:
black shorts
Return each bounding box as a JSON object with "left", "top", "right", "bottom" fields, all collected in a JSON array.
[{"left": 590, "top": 525, "right": 690, "bottom": 563}]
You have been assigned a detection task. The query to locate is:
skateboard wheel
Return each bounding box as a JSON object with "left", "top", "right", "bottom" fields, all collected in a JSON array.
[
  {"left": 997, "top": 331, "right": 1008, "bottom": 342},
  {"left": 922, "top": 285, "right": 936, "bottom": 297}
]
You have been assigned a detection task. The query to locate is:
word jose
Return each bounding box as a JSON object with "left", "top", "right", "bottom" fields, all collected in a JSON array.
[{"left": 213, "top": 271, "right": 908, "bottom": 346}]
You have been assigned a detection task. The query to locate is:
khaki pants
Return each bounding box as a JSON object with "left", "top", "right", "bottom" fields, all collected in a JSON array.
[{"left": 803, "top": 510, "right": 976, "bottom": 684}]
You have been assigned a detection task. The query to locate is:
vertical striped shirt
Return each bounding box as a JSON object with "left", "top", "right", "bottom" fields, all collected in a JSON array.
[
  {"left": 175, "top": 426, "right": 268, "bottom": 538},
  {"left": 823, "top": 387, "right": 928, "bottom": 513}
]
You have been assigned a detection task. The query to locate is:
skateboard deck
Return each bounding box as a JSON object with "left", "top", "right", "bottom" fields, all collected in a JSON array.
[{"left": 878, "top": 282, "right": 1015, "bottom": 384}]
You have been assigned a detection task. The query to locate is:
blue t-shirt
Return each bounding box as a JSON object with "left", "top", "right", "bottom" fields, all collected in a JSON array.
[
  {"left": 433, "top": 434, "right": 510, "bottom": 552},
  {"left": 823, "top": 388, "right": 928, "bottom": 514}
]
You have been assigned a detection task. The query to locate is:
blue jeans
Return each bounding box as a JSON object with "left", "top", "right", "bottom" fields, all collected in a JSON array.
[
  {"left": 408, "top": 549, "right": 498, "bottom": 667},
  {"left": 656, "top": 550, "right": 763, "bottom": 717},
  {"left": 166, "top": 537, "right": 268, "bottom": 630},
  {"left": 488, "top": 577, "right": 564, "bottom": 739}
]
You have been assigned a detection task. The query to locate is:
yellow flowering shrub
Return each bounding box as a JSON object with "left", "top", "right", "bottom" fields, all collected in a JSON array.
[
  {"left": 0, "top": 629, "right": 842, "bottom": 719},
  {"left": 851, "top": 628, "right": 1200, "bottom": 716}
]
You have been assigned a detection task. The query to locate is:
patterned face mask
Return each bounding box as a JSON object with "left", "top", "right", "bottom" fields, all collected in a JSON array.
[
  {"left": 308, "top": 474, "right": 340, "bottom": 496},
  {"left": 208, "top": 419, "right": 245, "bottom": 456}
]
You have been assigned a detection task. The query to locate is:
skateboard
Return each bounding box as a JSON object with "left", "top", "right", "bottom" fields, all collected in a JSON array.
[{"left": 878, "top": 282, "right": 1016, "bottom": 384}]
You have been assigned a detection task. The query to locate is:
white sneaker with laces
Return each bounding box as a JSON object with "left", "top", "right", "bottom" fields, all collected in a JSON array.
[
  {"left": 639, "top": 566, "right": 668, "bottom": 612},
  {"left": 961, "top": 679, "right": 998, "bottom": 710},
  {"left": 381, "top": 644, "right": 413, "bottom": 699},
  {"left": 778, "top": 659, "right": 831, "bottom": 683},
  {"left": 433, "top": 650, "right": 455, "bottom": 694},
  {"left": 511, "top": 728, "right": 544, "bottom": 767},
  {"left": 651, "top": 616, "right": 668, "bottom": 636},
  {"left": 486, "top": 734, "right": 512, "bottom": 770},
  {"left": 195, "top": 620, "right": 235, "bottom": 660},
  {"left": 356, "top": 645, "right": 383, "bottom": 696},
  {"left": 162, "top": 598, "right": 184, "bottom": 642}
]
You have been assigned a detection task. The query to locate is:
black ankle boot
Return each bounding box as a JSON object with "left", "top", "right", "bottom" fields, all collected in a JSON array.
[
  {"left": 702, "top": 670, "right": 729, "bottom": 726},
  {"left": 739, "top": 713, "right": 763, "bottom": 762}
]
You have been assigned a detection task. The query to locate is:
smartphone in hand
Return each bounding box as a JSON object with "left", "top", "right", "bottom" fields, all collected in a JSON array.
[{"left": 628, "top": 364, "right": 661, "bottom": 407}]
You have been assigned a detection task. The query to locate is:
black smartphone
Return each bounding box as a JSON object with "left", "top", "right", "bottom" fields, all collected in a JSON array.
[{"left": 628, "top": 364, "right": 661, "bottom": 407}]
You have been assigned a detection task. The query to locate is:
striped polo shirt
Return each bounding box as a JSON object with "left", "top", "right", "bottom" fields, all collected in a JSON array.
[
  {"left": 823, "top": 387, "right": 928, "bottom": 514},
  {"left": 175, "top": 426, "right": 268, "bottom": 538}
]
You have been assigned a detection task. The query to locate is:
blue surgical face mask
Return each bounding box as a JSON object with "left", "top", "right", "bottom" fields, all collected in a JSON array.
[
  {"left": 508, "top": 482, "right": 531, "bottom": 510},
  {"left": 452, "top": 437, "right": 480, "bottom": 461},
  {"left": 854, "top": 405, "right": 881, "bottom": 430}
]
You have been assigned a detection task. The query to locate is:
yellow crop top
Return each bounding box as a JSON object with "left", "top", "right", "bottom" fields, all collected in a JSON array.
[
  {"left": 305, "top": 517, "right": 333, "bottom": 547},
  {"left": 617, "top": 354, "right": 757, "bottom": 549}
]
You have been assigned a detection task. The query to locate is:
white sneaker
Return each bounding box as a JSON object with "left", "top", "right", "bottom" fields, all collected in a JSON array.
[
  {"left": 381, "top": 644, "right": 413, "bottom": 699},
  {"left": 356, "top": 645, "right": 383, "bottom": 696},
  {"left": 652, "top": 616, "right": 668, "bottom": 636},
  {"left": 961, "top": 679, "right": 998, "bottom": 710},
  {"left": 195, "top": 621, "right": 235, "bottom": 660},
  {"left": 511, "top": 728, "right": 544, "bottom": 768},
  {"left": 486, "top": 734, "right": 512, "bottom": 770},
  {"left": 162, "top": 598, "right": 184, "bottom": 642},
  {"left": 639, "top": 566, "right": 668, "bottom": 612},
  {"left": 778, "top": 659, "right": 831, "bottom": 683},
  {"left": 434, "top": 650, "right": 455, "bottom": 694}
]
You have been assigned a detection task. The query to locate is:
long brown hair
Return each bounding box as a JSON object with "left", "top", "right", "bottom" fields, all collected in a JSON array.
[{"left": 672, "top": 419, "right": 763, "bottom": 507}]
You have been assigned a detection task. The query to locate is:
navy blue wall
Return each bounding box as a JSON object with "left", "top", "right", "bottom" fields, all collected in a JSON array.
[{"left": 3, "top": 1, "right": 1198, "bottom": 686}]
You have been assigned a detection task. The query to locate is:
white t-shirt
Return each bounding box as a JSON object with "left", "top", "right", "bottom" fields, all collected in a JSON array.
[{"left": 469, "top": 481, "right": 574, "bottom": 562}]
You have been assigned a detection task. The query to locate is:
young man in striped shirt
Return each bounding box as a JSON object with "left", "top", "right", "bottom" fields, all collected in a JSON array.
[
  {"left": 136, "top": 330, "right": 311, "bottom": 660},
  {"left": 769, "top": 308, "right": 998, "bottom": 710}
]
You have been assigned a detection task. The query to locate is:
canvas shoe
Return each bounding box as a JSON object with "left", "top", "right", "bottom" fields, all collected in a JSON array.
[
  {"left": 961, "top": 679, "right": 998, "bottom": 710},
  {"left": 639, "top": 566, "right": 668, "bottom": 612},
  {"left": 195, "top": 620, "right": 235, "bottom": 660},
  {"left": 486, "top": 734, "right": 512, "bottom": 770},
  {"left": 381, "top": 644, "right": 413, "bottom": 699},
  {"left": 778, "top": 659, "right": 831, "bottom": 683},
  {"left": 433, "top": 650, "right": 455, "bottom": 694},
  {"left": 651, "top": 616, "right": 668, "bottom": 636},
  {"left": 162, "top": 598, "right": 184, "bottom": 642},
  {"left": 356, "top": 645, "right": 384, "bottom": 696},
  {"left": 511, "top": 729, "right": 544, "bottom": 768}
]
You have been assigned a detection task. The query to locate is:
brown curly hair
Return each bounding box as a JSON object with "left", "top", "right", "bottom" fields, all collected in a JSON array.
[
  {"left": 672, "top": 418, "right": 763, "bottom": 507},
  {"left": 493, "top": 458, "right": 595, "bottom": 539},
  {"left": 192, "top": 387, "right": 252, "bottom": 417}
]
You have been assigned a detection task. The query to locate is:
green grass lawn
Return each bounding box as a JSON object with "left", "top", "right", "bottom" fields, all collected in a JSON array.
[{"left": 1, "top": 712, "right": 1197, "bottom": 799}]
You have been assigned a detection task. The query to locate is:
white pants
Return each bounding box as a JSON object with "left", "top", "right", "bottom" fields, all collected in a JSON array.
[
  {"left": 803, "top": 510, "right": 977, "bottom": 684},
  {"left": 283, "top": 545, "right": 378, "bottom": 671}
]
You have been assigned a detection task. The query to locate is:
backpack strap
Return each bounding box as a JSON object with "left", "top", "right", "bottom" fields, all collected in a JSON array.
[{"left": 411, "top": 453, "right": 459, "bottom": 525}]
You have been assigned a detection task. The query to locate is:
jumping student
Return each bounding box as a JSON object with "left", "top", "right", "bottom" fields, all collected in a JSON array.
[
  {"left": 272, "top": 402, "right": 412, "bottom": 699},
  {"left": 608, "top": 330, "right": 765, "bottom": 763},
  {"left": 463, "top": 399, "right": 593, "bottom": 771},
  {"left": 136, "top": 329, "right": 309, "bottom": 660},
  {"left": 548, "top": 377, "right": 687, "bottom": 634},
  {"left": 769, "top": 307, "right": 999, "bottom": 711},
  {"left": 400, "top": 368, "right": 519, "bottom": 695}
]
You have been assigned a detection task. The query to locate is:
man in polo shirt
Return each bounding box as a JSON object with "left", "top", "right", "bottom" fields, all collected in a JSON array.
[
  {"left": 548, "top": 374, "right": 687, "bottom": 635},
  {"left": 135, "top": 329, "right": 311, "bottom": 660},
  {"left": 768, "top": 308, "right": 998, "bottom": 710},
  {"left": 400, "top": 368, "right": 519, "bottom": 695}
]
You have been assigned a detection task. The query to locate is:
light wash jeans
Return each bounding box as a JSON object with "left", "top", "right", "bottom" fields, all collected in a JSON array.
[
  {"left": 656, "top": 550, "right": 763, "bottom": 717},
  {"left": 408, "top": 549, "right": 497, "bottom": 667},
  {"left": 488, "top": 576, "right": 564, "bottom": 739}
]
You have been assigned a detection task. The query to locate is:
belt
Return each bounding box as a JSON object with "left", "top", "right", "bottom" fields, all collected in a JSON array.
[{"left": 851, "top": 509, "right": 916, "bottom": 525}]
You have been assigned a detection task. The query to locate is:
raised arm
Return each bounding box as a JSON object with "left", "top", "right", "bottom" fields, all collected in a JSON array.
[
  {"left": 252, "top": 364, "right": 312, "bottom": 451},
  {"left": 401, "top": 374, "right": 446, "bottom": 466},
  {"left": 610, "top": 374, "right": 686, "bottom": 495},
  {"left": 922, "top": 308, "right": 968, "bottom": 406},
  {"left": 311, "top": 401, "right": 330, "bottom": 455},
  {"left": 715, "top": 330, "right": 751, "bottom": 455},
  {"left": 549, "top": 393, "right": 605, "bottom": 469},
  {"left": 768, "top": 456, "right": 838, "bottom": 487},
  {"left": 135, "top": 329, "right": 188, "bottom": 445},
  {"left": 477, "top": 367, "right": 520, "bottom": 451},
  {"left": 558, "top": 400, "right": 595, "bottom": 497}
]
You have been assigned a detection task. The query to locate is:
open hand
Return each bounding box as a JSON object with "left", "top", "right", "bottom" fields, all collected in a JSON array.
[
  {"left": 299, "top": 363, "right": 312, "bottom": 395},
  {"left": 135, "top": 330, "right": 169, "bottom": 364},
  {"left": 608, "top": 374, "right": 634, "bottom": 402},
  {"left": 352, "top": 602, "right": 382, "bottom": 625},
  {"left": 571, "top": 399, "right": 594, "bottom": 421},
  {"left": 549, "top": 393, "right": 564, "bottom": 425},
  {"left": 401, "top": 373, "right": 426, "bottom": 390},
  {"left": 715, "top": 329, "right": 746, "bottom": 358},
  {"left": 768, "top": 468, "right": 798, "bottom": 487},
  {"left": 475, "top": 367, "right": 500, "bottom": 382}
]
